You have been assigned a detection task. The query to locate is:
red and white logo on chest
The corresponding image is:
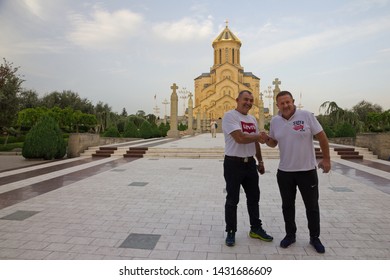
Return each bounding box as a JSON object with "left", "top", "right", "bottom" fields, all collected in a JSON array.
[{"left": 241, "top": 121, "right": 256, "bottom": 134}]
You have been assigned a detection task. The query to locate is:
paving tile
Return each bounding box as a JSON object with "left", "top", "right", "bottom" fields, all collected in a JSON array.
[
  {"left": 167, "top": 242, "right": 195, "bottom": 251},
  {"left": 0, "top": 134, "right": 389, "bottom": 261},
  {"left": 148, "top": 250, "right": 179, "bottom": 260},
  {"left": 16, "top": 249, "right": 52, "bottom": 260},
  {"left": 119, "top": 233, "right": 161, "bottom": 250},
  {"left": 44, "top": 243, "right": 74, "bottom": 252},
  {"left": 0, "top": 210, "right": 40, "bottom": 221},
  {"left": 19, "top": 241, "right": 50, "bottom": 250},
  {"left": 128, "top": 182, "right": 148, "bottom": 187},
  {"left": 178, "top": 251, "right": 207, "bottom": 260}
]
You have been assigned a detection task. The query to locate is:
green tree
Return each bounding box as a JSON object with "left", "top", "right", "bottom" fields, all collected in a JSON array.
[
  {"left": 103, "top": 126, "right": 120, "bottom": 137},
  {"left": 145, "top": 114, "right": 157, "bottom": 124},
  {"left": 139, "top": 121, "right": 153, "bottom": 138},
  {"left": 178, "top": 123, "right": 187, "bottom": 131},
  {"left": 352, "top": 100, "right": 383, "bottom": 131},
  {"left": 17, "top": 107, "right": 49, "bottom": 129},
  {"left": 367, "top": 110, "right": 390, "bottom": 132},
  {"left": 334, "top": 123, "right": 356, "bottom": 137},
  {"left": 19, "top": 89, "right": 39, "bottom": 110},
  {"left": 158, "top": 122, "right": 169, "bottom": 137},
  {"left": 136, "top": 110, "right": 146, "bottom": 118},
  {"left": 22, "top": 115, "right": 66, "bottom": 160},
  {"left": 123, "top": 121, "right": 140, "bottom": 138},
  {"left": 0, "top": 58, "right": 24, "bottom": 129},
  {"left": 95, "top": 102, "right": 112, "bottom": 133},
  {"left": 120, "top": 108, "right": 128, "bottom": 117},
  {"left": 40, "top": 90, "right": 94, "bottom": 114},
  {"left": 128, "top": 115, "right": 145, "bottom": 129},
  {"left": 319, "top": 101, "right": 363, "bottom": 135}
]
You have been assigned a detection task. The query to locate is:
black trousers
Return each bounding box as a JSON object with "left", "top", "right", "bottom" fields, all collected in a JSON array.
[
  {"left": 276, "top": 169, "right": 320, "bottom": 238},
  {"left": 224, "top": 158, "right": 262, "bottom": 232}
]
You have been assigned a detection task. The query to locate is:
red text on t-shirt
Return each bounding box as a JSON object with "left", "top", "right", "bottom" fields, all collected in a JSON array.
[{"left": 241, "top": 121, "right": 256, "bottom": 134}]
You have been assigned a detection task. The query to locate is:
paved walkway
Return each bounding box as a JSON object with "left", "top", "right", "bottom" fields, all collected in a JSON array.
[{"left": 0, "top": 133, "right": 389, "bottom": 260}]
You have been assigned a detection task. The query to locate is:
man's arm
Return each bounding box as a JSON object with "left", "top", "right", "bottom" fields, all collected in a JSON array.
[
  {"left": 230, "top": 130, "right": 261, "bottom": 144},
  {"left": 315, "top": 130, "right": 331, "bottom": 173}
]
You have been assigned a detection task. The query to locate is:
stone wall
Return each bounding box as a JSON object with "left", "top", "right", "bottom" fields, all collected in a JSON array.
[
  {"left": 355, "top": 133, "right": 390, "bottom": 160},
  {"left": 328, "top": 137, "right": 355, "bottom": 146},
  {"left": 67, "top": 133, "right": 100, "bottom": 158},
  {"left": 67, "top": 133, "right": 139, "bottom": 158},
  {"left": 327, "top": 133, "right": 390, "bottom": 160}
]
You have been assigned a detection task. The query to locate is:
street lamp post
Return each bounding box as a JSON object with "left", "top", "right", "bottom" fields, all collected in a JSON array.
[
  {"left": 162, "top": 98, "right": 169, "bottom": 124},
  {"left": 264, "top": 86, "right": 273, "bottom": 116},
  {"left": 153, "top": 105, "right": 160, "bottom": 119},
  {"left": 178, "top": 87, "right": 190, "bottom": 116}
]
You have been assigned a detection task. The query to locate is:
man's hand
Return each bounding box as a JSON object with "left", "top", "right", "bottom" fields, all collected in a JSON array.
[
  {"left": 259, "top": 132, "right": 268, "bottom": 144},
  {"left": 257, "top": 163, "right": 265, "bottom": 175},
  {"left": 318, "top": 159, "right": 331, "bottom": 173}
]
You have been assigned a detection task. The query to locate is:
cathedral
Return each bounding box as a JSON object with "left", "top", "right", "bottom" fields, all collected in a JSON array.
[{"left": 192, "top": 22, "right": 267, "bottom": 126}]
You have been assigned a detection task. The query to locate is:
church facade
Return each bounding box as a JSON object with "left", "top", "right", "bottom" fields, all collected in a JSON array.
[{"left": 192, "top": 23, "right": 263, "bottom": 122}]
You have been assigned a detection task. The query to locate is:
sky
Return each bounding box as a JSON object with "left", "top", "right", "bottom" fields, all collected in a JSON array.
[{"left": 1, "top": 0, "right": 390, "bottom": 117}]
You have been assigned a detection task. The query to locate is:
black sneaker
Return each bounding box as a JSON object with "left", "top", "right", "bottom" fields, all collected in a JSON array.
[
  {"left": 249, "top": 227, "right": 273, "bottom": 242},
  {"left": 225, "top": 231, "right": 235, "bottom": 247},
  {"left": 280, "top": 235, "right": 296, "bottom": 248},
  {"left": 310, "top": 237, "right": 325, "bottom": 253}
]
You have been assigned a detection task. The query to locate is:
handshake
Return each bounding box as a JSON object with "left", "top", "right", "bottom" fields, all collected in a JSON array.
[{"left": 258, "top": 131, "right": 271, "bottom": 144}]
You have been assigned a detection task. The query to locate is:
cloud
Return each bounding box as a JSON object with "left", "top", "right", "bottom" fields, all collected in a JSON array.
[
  {"left": 23, "top": 0, "right": 44, "bottom": 19},
  {"left": 152, "top": 16, "right": 214, "bottom": 42},
  {"left": 338, "top": 0, "right": 389, "bottom": 14},
  {"left": 246, "top": 16, "right": 390, "bottom": 65},
  {"left": 67, "top": 7, "right": 144, "bottom": 50}
]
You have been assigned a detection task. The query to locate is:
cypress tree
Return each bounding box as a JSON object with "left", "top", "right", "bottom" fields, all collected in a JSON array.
[{"left": 22, "top": 115, "right": 66, "bottom": 160}]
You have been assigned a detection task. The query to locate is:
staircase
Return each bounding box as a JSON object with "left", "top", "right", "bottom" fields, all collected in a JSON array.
[
  {"left": 92, "top": 147, "right": 118, "bottom": 157},
  {"left": 334, "top": 147, "right": 363, "bottom": 159},
  {"left": 142, "top": 147, "right": 280, "bottom": 159},
  {"left": 315, "top": 146, "right": 377, "bottom": 160},
  {"left": 124, "top": 147, "right": 148, "bottom": 158},
  {"left": 83, "top": 144, "right": 377, "bottom": 160}
]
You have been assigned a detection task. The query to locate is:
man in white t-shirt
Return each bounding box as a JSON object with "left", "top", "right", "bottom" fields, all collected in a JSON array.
[
  {"left": 222, "top": 90, "right": 273, "bottom": 247},
  {"left": 260, "top": 91, "right": 331, "bottom": 253}
]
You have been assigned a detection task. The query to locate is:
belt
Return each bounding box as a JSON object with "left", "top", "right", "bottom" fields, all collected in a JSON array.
[{"left": 225, "top": 155, "right": 255, "bottom": 163}]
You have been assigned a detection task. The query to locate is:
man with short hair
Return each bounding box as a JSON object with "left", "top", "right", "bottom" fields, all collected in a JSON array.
[
  {"left": 260, "top": 91, "right": 330, "bottom": 253},
  {"left": 222, "top": 90, "right": 273, "bottom": 247}
]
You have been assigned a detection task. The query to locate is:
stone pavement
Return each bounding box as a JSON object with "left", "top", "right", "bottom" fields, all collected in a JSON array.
[{"left": 0, "top": 133, "right": 389, "bottom": 260}]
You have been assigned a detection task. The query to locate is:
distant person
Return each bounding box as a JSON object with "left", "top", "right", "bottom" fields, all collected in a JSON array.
[
  {"left": 260, "top": 90, "right": 331, "bottom": 253},
  {"left": 222, "top": 90, "right": 273, "bottom": 247},
  {"left": 210, "top": 119, "right": 217, "bottom": 138}
]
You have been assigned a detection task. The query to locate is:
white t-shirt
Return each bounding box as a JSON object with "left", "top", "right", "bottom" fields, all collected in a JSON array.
[
  {"left": 269, "top": 109, "right": 323, "bottom": 171},
  {"left": 222, "top": 109, "right": 258, "bottom": 157}
]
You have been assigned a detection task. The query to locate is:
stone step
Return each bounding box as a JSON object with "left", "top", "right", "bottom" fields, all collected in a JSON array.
[
  {"left": 81, "top": 143, "right": 378, "bottom": 160},
  {"left": 143, "top": 147, "right": 280, "bottom": 159},
  {"left": 334, "top": 147, "right": 355, "bottom": 152},
  {"left": 332, "top": 147, "right": 364, "bottom": 159},
  {"left": 337, "top": 151, "right": 360, "bottom": 155},
  {"left": 91, "top": 146, "right": 118, "bottom": 157},
  {"left": 315, "top": 146, "right": 378, "bottom": 160},
  {"left": 340, "top": 154, "right": 364, "bottom": 160},
  {"left": 124, "top": 147, "right": 148, "bottom": 158}
]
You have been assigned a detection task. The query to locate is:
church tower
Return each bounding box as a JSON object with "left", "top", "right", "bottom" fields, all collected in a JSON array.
[{"left": 193, "top": 22, "right": 261, "bottom": 122}]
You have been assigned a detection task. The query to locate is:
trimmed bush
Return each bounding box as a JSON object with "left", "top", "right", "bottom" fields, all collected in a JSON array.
[
  {"left": 139, "top": 121, "right": 153, "bottom": 138},
  {"left": 22, "top": 115, "right": 67, "bottom": 160},
  {"left": 158, "top": 122, "right": 169, "bottom": 137},
  {"left": 103, "top": 126, "right": 121, "bottom": 137},
  {"left": 123, "top": 121, "right": 140, "bottom": 138}
]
